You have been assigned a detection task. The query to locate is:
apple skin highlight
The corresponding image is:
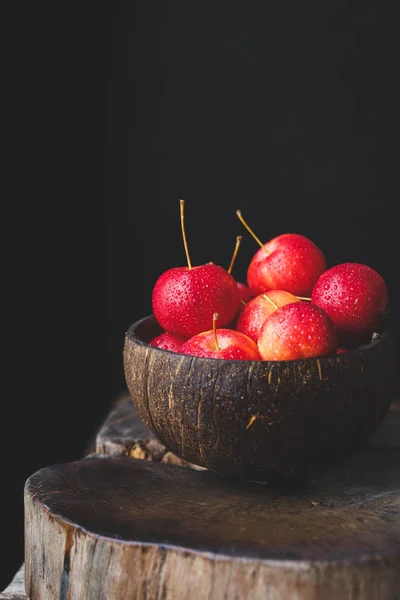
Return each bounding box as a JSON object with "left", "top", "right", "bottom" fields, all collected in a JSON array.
[
  {"left": 181, "top": 328, "right": 260, "bottom": 360},
  {"left": 311, "top": 262, "right": 388, "bottom": 345},
  {"left": 237, "top": 290, "right": 301, "bottom": 343},
  {"left": 247, "top": 233, "right": 327, "bottom": 298},
  {"left": 152, "top": 264, "right": 241, "bottom": 339},
  {"left": 150, "top": 332, "right": 186, "bottom": 352},
  {"left": 257, "top": 302, "right": 337, "bottom": 361}
]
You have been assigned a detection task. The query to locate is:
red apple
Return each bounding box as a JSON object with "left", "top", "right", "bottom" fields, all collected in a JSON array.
[
  {"left": 152, "top": 201, "right": 241, "bottom": 338},
  {"left": 181, "top": 313, "right": 260, "bottom": 360},
  {"left": 247, "top": 234, "right": 326, "bottom": 297},
  {"left": 236, "top": 211, "right": 326, "bottom": 297},
  {"left": 311, "top": 262, "right": 388, "bottom": 344},
  {"left": 237, "top": 281, "right": 252, "bottom": 303},
  {"left": 258, "top": 302, "right": 337, "bottom": 360},
  {"left": 150, "top": 332, "right": 185, "bottom": 352},
  {"left": 152, "top": 263, "right": 240, "bottom": 338},
  {"left": 236, "top": 290, "right": 301, "bottom": 342}
]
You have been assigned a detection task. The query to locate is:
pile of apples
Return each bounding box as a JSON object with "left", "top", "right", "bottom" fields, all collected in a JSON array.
[{"left": 149, "top": 201, "right": 389, "bottom": 361}]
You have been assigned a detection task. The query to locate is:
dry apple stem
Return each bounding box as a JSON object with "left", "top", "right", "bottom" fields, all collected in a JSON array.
[
  {"left": 180, "top": 199, "right": 192, "bottom": 270},
  {"left": 236, "top": 210, "right": 270, "bottom": 256},
  {"left": 228, "top": 236, "right": 242, "bottom": 274},
  {"left": 213, "top": 312, "right": 220, "bottom": 350},
  {"left": 263, "top": 294, "right": 279, "bottom": 310}
]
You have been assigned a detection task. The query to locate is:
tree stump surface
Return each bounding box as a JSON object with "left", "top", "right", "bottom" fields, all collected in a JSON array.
[
  {"left": 0, "top": 566, "right": 25, "bottom": 600},
  {"left": 96, "top": 391, "right": 206, "bottom": 469},
  {"left": 25, "top": 398, "right": 400, "bottom": 599}
]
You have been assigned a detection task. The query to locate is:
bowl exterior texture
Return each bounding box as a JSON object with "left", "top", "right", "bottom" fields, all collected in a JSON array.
[{"left": 124, "top": 316, "right": 397, "bottom": 481}]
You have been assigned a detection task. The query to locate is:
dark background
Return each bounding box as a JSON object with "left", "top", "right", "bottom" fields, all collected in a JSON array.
[{"left": 2, "top": 0, "right": 399, "bottom": 589}]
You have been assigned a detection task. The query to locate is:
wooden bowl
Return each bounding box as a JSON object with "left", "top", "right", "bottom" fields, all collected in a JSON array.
[{"left": 123, "top": 314, "right": 397, "bottom": 482}]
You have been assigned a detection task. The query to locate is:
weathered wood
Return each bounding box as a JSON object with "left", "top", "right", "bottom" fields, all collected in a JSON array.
[
  {"left": 25, "top": 415, "right": 400, "bottom": 600},
  {"left": 96, "top": 392, "right": 205, "bottom": 469},
  {"left": 123, "top": 315, "right": 397, "bottom": 481},
  {"left": 0, "top": 565, "right": 26, "bottom": 600}
]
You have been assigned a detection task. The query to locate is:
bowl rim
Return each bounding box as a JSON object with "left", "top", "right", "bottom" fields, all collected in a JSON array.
[{"left": 125, "top": 314, "right": 390, "bottom": 367}]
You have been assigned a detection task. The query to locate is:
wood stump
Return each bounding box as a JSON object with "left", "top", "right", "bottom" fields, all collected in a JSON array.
[
  {"left": 95, "top": 392, "right": 205, "bottom": 469},
  {"left": 24, "top": 398, "right": 400, "bottom": 599}
]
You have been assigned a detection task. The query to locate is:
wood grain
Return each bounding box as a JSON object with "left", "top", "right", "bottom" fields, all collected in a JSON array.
[
  {"left": 25, "top": 408, "right": 400, "bottom": 600},
  {"left": 0, "top": 566, "right": 26, "bottom": 600}
]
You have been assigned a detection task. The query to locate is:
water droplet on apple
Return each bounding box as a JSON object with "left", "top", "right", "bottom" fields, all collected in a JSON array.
[
  {"left": 324, "top": 283, "right": 330, "bottom": 290},
  {"left": 278, "top": 317, "right": 285, "bottom": 324}
]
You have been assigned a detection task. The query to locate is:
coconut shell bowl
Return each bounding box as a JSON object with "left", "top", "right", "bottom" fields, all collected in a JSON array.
[{"left": 123, "top": 314, "right": 397, "bottom": 483}]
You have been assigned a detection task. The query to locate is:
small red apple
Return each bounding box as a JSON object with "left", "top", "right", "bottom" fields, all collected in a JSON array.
[
  {"left": 236, "top": 211, "right": 326, "bottom": 297},
  {"left": 180, "top": 313, "right": 261, "bottom": 360},
  {"left": 153, "top": 264, "right": 240, "bottom": 338},
  {"left": 150, "top": 332, "right": 185, "bottom": 352},
  {"left": 236, "top": 290, "right": 301, "bottom": 342},
  {"left": 311, "top": 262, "right": 388, "bottom": 344},
  {"left": 236, "top": 281, "right": 252, "bottom": 303},
  {"left": 152, "top": 201, "right": 241, "bottom": 338},
  {"left": 257, "top": 302, "right": 337, "bottom": 360}
]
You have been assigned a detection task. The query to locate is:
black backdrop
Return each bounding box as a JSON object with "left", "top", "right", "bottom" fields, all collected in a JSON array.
[
  {"left": 107, "top": 0, "right": 400, "bottom": 400},
  {"left": 2, "top": 0, "right": 400, "bottom": 589}
]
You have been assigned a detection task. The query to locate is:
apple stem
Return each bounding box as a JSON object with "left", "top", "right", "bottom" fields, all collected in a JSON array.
[
  {"left": 240, "top": 299, "right": 247, "bottom": 306},
  {"left": 180, "top": 199, "right": 192, "bottom": 270},
  {"left": 263, "top": 294, "right": 278, "bottom": 310},
  {"left": 228, "top": 236, "right": 242, "bottom": 274},
  {"left": 296, "top": 296, "right": 311, "bottom": 302},
  {"left": 236, "top": 210, "right": 270, "bottom": 255},
  {"left": 213, "top": 312, "right": 220, "bottom": 350}
]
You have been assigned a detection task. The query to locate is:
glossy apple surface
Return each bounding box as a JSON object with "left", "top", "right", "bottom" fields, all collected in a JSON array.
[
  {"left": 236, "top": 281, "right": 252, "bottom": 303},
  {"left": 258, "top": 302, "right": 337, "bottom": 360},
  {"left": 247, "top": 233, "right": 326, "bottom": 297},
  {"left": 236, "top": 290, "right": 301, "bottom": 342},
  {"left": 311, "top": 262, "right": 388, "bottom": 344},
  {"left": 180, "top": 329, "right": 261, "bottom": 360},
  {"left": 152, "top": 264, "right": 241, "bottom": 338},
  {"left": 150, "top": 332, "right": 185, "bottom": 352}
]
